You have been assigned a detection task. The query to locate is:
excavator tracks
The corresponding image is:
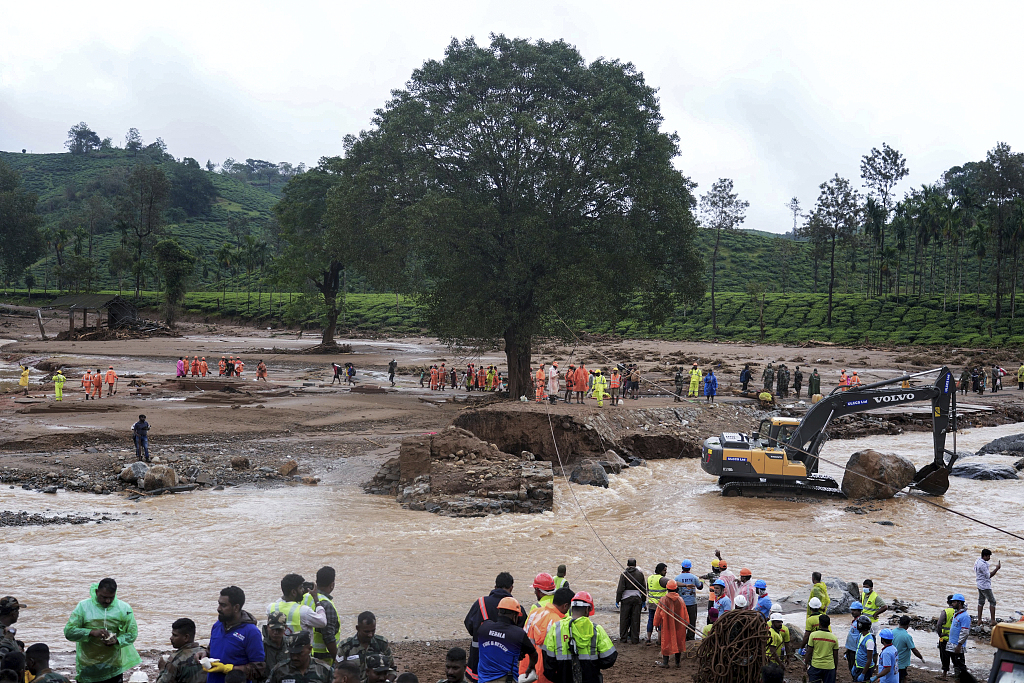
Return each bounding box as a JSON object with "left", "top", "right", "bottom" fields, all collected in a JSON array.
[{"left": 720, "top": 476, "right": 846, "bottom": 499}]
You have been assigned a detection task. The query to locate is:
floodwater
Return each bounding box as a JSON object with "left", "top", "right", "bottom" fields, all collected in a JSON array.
[{"left": 2, "top": 422, "right": 1021, "bottom": 668}]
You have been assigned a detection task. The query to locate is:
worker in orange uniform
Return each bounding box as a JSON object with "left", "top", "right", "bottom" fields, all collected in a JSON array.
[
  {"left": 849, "top": 371, "right": 862, "bottom": 389},
  {"left": 200, "top": 357, "right": 208, "bottom": 377},
  {"left": 521, "top": 586, "right": 573, "bottom": 683},
  {"left": 104, "top": 366, "right": 118, "bottom": 397},
  {"left": 191, "top": 356, "right": 200, "bottom": 377},
  {"left": 535, "top": 363, "right": 547, "bottom": 403},
  {"left": 653, "top": 579, "right": 689, "bottom": 668},
  {"left": 256, "top": 360, "right": 267, "bottom": 382},
  {"left": 218, "top": 357, "right": 226, "bottom": 376},
  {"left": 234, "top": 358, "right": 244, "bottom": 376},
  {"left": 82, "top": 369, "right": 93, "bottom": 399},
  {"left": 609, "top": 369, "right": 621, "bottom": 405},
  {"left": 574, "top": 364, "right": 589, "bottom": 404},
  {"left": 91, "top": 368, "right": 104, "bottom": 399},
  {"left": 839, "top": 370, "right": 849, "bottom": 391},
  {"left": 429, "top": 365, "right": 438, "bottom": 390}
]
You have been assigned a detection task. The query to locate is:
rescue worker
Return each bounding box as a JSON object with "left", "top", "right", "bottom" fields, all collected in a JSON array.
[
  {"left": 673, "top": 367, "right": 685, "bottom": 402},
  {"left": 809, "top": 573, "right": 831, "bottom": 615},
  {"left": 959, "top": 368, "right": 971, "bottom": 395},
  {"left": 528, "top": 574, "right": 556, "bottom": 615},
  {"left": 82, "top": 368, "right": 93, "bottom": 399},
  {"left": 53, "top": 368, "right": 65, "bottom": 401},
  {"left": 809, "top": 368, "right": 821, "bottom": 398},
  {"left": 711, "top": 580, "right": 732, "bottom": 614},
  {"left": 839, "top": 370, "right": 850, "bottom": 390},
  {"left": 554, "top": 566, "right": 568, "bottom": 591},
  {"left": 335, "top": 612, "right": 393, "bottom": 681},
  {"left": 0, "top": 596, "right": 23, "bottom": 658},
  {"left": 219, "top": 357, "right": 226, "bottom": 376},
  {"left": 733, "top": 568, "right": 755, "bottom": 608},
  {"left": 563, "top": 366, "right": 575, "bottom": 403},
  {"left": 591, "top": 369, "right": 609, "bottom": 407},
  {"left": 860, "top": 579, "right": 887, "bottom": 633},
  {"left": 776, "top": 364, "right": 787, "bottom": 398},
  {"left": 438, "top": 363, "right": 446, "bottom": 390},
  {"left": 535, "top": 364, "right": 546, "bottom": 403},
  {"left": 191, "top": 356, "right": 200, "bottom": 377},
  {"left": 762, "top": 363, "right": 775, "bottom": 391},
  {"left": 388, "top": 360, "right": 397, "bottom": 387},
  {"left": 687, "top": 363, "right": 701, "bottom": 398},
  {"left": 717, "top": 556, "right": 737, "bottom": 601},
  {"left": 541, "top": 591, "right": 616, "bottom": 683},
  {"left": 235, "top": 358, "right": 245, "bottom": 377},
  {"left": 25, "top": 643, "right": 69, "bottom": 683},
  {"left": 474, "top": 597, "right": 536, "bottom": 683},
  {"left": 843, "top": 602, "right": 865, "bottom": 671},
  {"left": 176, "top": 357, "right": 185, "bottom": 377},
  {"left": 104, "top": 367, "right": 117, "bottom": 397},
  {"left": 703, "top": 369, "right": 717, "bottom": 404},
  {"left": 850, "top": 615, "right": 876, "bottom": 681},
  {"left": 442, "top": 648, "right": 469, "bottom": 683},
  {"left": 156, "top": 618, "right": 205, "bottom": 683},
  {"left": 521, "top": 587, "right": 572, "bottom": 683},
  {"left": 1017, "top": 362, "right": 1024, "bottom": 390},
  {"left": 699, "top": 558, "right": 722, "bottom": 583},
  {"left": 200, "top": 357, "right": 208, "bottom": 377},
  {"left": 310, "top": 567, "right": 340, "bottom": 663},
  {"left": 793, "top": 366, "right": 803, "bottom": 396},
  {"left": 768, "top": 606, "right": 791, "bottom": 665},
  {"left": 804, "top": 615, "right": 839, "bottom": 683},
  {"left": 805, "top": 598, "right": 827, "bottom": 634},
  {"left": 875, "top": 629, "right": 899, "bottom": 683},
  {"left": 615, "top": 559, "right": 646, "bottom": 644},
  {"left": 263, "top": 611, "right": 290, "bottom": 674},
  {"left": 463, "top": 573, "right": 527, "bottom": 683},
  {"left": 546, "top": 362, "right": 559, "bottom": 404},
  {"left": 256, "top": 361, "right": 268, "bottom": 382},
  {"left": 673, "top": 560, "right": 702, "bottom": 640},
  {"left": 90, "top": 368, "right": 103, "bottom": 399},
  {"left": 132, "top": 414, "right": 150, "bottom": 462},
  {"left": 935, "top": 595, "right": 955, "bottom": 679},
  {"left": 63, "top": 578, "right": 141, "bottom": 683},
  {"left": 18, "top": 364, "right": 30, "bottom": 395},
  {"left": 574, "top": 364, "right": 588, "bottom": 403},
  {"left": 268, "top": 631, "right": 331, "bottom": 683},
  {"left": 850, "top": 371, "right": 862, "bottom": 389},
  {"left": 609, "top": 368, "right": 621, "bottom": 405},
  {"left": 945, "top": 594, "right": 971, "bottom": 680},
  {"left": 740, "top": 364, "right": 752, "bottom": 392},
  {"left": 645, "top": 564, "right": 668, "bottom": 644},
  {"left": 755, "top": 580, "right": 772, "bottom": 619},
  {"left": 653, "top": 580, "right": 688, "bottom": 668},
  {"left": 266, "top": 574, "right": 327, "bottom": 636}
]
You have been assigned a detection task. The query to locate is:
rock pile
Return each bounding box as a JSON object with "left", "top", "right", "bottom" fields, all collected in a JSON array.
[{"left": 778, "top": 577, "right": 859, "bottom": 614}]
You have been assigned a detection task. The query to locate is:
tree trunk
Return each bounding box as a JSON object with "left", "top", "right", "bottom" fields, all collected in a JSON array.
[
  {"left": 321, "top": 291, "right": 339, "bottom": 345},
  {"left": 711, "top": 226, "right": 721, "bottom": 333},
  {"left": 995, "top": 230, "right": 1004, "bottom": 319},
  {"left": 827, "top": 235, "right": 837, "bottom": 326},
  {"left": 503, "top": 328, "right": 532, "bottom": 399}
]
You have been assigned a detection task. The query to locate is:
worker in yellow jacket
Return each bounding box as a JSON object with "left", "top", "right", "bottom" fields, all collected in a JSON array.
[{"left": 688, "top": 363, "right": 702, "bottom": 398}]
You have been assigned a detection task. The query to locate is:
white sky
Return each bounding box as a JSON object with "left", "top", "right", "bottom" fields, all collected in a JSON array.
[{"left": 2, "top": 0, "right": 1021, "bottom": 232}]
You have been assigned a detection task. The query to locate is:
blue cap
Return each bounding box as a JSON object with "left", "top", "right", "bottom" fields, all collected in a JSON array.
[
  {"left": 879, "top": 628, "right": 894, "bottom": 640},
  {"left": 951, "top": 593, "right": 966, "bottom": 603},
  {"left": 850, "top": 601, "right": 863, "bottom": 610},
  {"left": 754, "top": 579, "right": 766, "bottom": 590},
  {"left": 713, "top": 579, "right": 726, "bottom": 588},
  {"left": 681, "top": 560, "right": 692, "bottom": 570}
]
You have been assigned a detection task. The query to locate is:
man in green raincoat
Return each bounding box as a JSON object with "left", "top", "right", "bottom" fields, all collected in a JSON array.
[{"left": 64, "top": 578, "right": 140, "bottom": 683}]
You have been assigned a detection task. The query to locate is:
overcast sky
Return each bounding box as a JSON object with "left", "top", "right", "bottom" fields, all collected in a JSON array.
[{"left": 2, "top": 0, "right": 1021, "bottom": 232}]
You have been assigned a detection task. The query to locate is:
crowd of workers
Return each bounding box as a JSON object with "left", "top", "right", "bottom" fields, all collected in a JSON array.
[
  {"left": 175, "top": 357, "right": 267, "bottom": 382},
  {"left": 0, "top": 547, "right": 1003, "bottom": 683}
]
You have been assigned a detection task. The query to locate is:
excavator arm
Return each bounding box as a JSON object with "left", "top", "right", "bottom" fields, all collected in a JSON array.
[{"left": 784, "top": 367, "right": 958, "bottom": 494}]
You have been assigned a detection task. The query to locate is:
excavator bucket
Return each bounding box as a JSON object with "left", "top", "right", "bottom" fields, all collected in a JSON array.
[{"left": 912, "top": 462, "right": 950, "bottom": 495}]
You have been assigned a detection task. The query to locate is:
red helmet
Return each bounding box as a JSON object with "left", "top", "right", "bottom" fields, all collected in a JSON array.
[
  {"left": 571, "top": 591, "right": 595, "bottom": 617},
  {"left": 532, "top": 573, "right": 556, "bottom": 593}
]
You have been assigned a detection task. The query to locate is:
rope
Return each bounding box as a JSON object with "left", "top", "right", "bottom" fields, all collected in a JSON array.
[{"left": 693, "top": 609, "right": 769, "bottom": 683}]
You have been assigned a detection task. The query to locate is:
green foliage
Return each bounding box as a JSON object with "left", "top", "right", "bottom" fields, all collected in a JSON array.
[
  {"left": 0, "top": 159, "right": 45, "bottom": 287},
  {"left": 153, "top": 239, "right": 196, "bottom": 326}
]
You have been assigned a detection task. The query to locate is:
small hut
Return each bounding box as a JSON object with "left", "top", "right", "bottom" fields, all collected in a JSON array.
[{"left": 48, "top": 294, "right": 139, "bottom": 333}]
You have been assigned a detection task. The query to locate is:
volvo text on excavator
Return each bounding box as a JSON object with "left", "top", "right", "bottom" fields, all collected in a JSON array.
[{"left": 701, "top": 367, "right": 959, "bottom": 498}]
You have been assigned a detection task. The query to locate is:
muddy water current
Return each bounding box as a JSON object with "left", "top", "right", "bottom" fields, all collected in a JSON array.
[{"left": 2, "top": 423, "right": 1022, "bottom": 666}]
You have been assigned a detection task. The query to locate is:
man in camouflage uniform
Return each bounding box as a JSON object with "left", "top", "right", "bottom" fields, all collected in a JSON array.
[
  {"left": 793, "top": 366, "right": 803, "bottom": 397},
  {"left": 268, "top": 632, "right": 331, "bottom": 683},
  {"left": 674, "top": 368, "right": 685, "bottom": 402},
  {"left": 26, "top": 644, "right": 70, "bottom": 683},
  {"left": 762, "top": 363, "right": 775, "bottom": 391},
  {"left": 0, "top": 596, "right": 23, "bottom": 658},
  {"left": 335, "top": 612, "right": 393, "bottom": 682},
  {"left": 263, "top": 611, "right": 290, "bottom": 676},
  {"left": 363, "top": 653, "right": 393, "bottom": 683},
  {"left": 157, "top": 618, "right": 205, "bottom": 683},
  {"left": 777, "top": 364, "right": 789, "bottom": 398}
]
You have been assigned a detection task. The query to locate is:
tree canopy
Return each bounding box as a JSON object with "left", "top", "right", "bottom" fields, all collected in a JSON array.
[
  {"left": 331, "top": 35, "right": 704, "bottom": 394},
  {"left": 0, "top": 159, "right": 45, "bottom": 288}
]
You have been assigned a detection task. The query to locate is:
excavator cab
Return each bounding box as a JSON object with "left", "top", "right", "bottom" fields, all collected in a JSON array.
[{"left": 757, "top": 417, "right": 800, "bottom": 450}]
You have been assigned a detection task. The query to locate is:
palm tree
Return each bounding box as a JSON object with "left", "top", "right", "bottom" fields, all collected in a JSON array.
[{"left": 216, "top": 243, "right": 236, "bottom": 307}]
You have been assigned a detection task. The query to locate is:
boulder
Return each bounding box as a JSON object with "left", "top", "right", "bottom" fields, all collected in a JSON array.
[
  {"left": 119, "top": 461, "right": 149, "bottom": 484},
  {"left": 977, "top": 433, "right": 1024, "bottom": 456},
  {"left": 143, "top": 465, "right": 178, "bottom": 491},
  {"left": 597, "top": 450, "right": 627, "bottom": 475},
  {"left": 781, "top": 578, "right": 859, "bottom": 614},
  {"left": 950, "top": 462, "right": 1019, "bottom": 481},
  {"left": 230, "top": 456, "right": 251, "bottom": 470},
  {"left": 279, "top": 460, "right": 299, "bottom": 476},
  {"left": 1015, "top": 458, "right": 1024, "bottom": 472},
  {"left": 569, "top": 459, "right": 609, "bottom": 488},
  {"left": 841, "top": 450, "right": 916, "bottom": 499}
]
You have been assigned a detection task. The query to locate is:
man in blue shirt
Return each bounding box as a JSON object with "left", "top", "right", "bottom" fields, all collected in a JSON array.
[
  {"left": 475, "top": 597, "right": 536, "bottom": 683},
  {"left": 755, "top": 580, "right": 772, "bottom": 619},
  {"left": 843, "top": 602, "right": 865, "bottom": 672},
  {"left": 891, "top": 616, "right": 924, "bottom": 682},
  {"left": 674, "top": 560, "right": 703, "bottom": 640},
  {"left": 206, "top": 586, "right": 265, "bottom": 683},
  {"left": 712, "top": 580, "right": 732, "bottom": 614},
  {"left": 946, "top": 594, "right": 971, "bottom": 679},
  {"left": 871, "top": 629, "right": 899, "bottom": 683}
]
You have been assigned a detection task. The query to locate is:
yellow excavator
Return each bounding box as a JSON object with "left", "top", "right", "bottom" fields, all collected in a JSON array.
[{"left": 701, "top": 367, "right": 959, "bottom": 498}]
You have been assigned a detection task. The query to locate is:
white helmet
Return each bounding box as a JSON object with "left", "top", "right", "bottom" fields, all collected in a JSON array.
[
  {"left": 770, "top": 604, "right": 783, "bottom": 616},
  {"left": 734, "top": 595, "right": 749, "bottom": 608},
  {"left": 808, "top": 597, "right": 823, "bottom": 610}
]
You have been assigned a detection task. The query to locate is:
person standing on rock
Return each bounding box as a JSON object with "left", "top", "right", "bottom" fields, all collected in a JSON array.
[
  {"left": 703, "top": 369, "right": 717, "bottom": 404},
  {"left": 794, "top": 366, "right": 803, "bottom": 397},
  {"left": 616, "top": 559, "right": 646, "bottom": 644},
  {"left": 860, "top": 579, "right": 887, "bottom": 634},
  {"left": 809, "top": 368, "right": 821, "bottom": 398},
  {"left": 53, "top": 368, "right": 65, "bottom": 401},
  {"left": 975, "top": 549, "right": 1000, "bottom": 625},
  {"left": 63, "top": 578, "right": 141, "bottom": 683},
  {"left": 132, "top": 415, "right": 151, "bottom": 462},
  {"left": 388, "top": 360, "right": 397, "bottom": 387},
  {"left": 740, "top": 364, "right": 751, "bottom": 392},
  {"left": 687, "top": 363, "right": 702, "bottom": 398}
]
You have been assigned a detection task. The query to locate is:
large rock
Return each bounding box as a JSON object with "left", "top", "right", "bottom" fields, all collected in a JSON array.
[
  {"left": 143, "top": 465, "right": 178, "bottom": 491},
  {"left": 951, "top": 462, "right": 1019, "bottom": 481},
  {"left": 569, "top": 459, "right": 609, "bottom": 488},
  {"left": 977, "top": 434, "right": 1024, "bottom": 456},
  {"left": 781, "top": 578, "right": 859, "bottom": 614},
  {"left": 841, "top": 450, "right": 916, "bottom": 499},
  {"left": 119, "top": 461, "right": 149, "bottom": 484},
  {"left": 597, "top": 450, "right": 627, "bottom": 475}
]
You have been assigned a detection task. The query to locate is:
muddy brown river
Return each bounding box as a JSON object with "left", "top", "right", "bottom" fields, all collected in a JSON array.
[{"left": 2, "top": 422, "right": 1021, "bottom": 670}]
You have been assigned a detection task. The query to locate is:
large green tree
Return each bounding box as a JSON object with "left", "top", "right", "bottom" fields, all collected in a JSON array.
[
  {"left": 803, "top": 174, "right": 861, "bottom": 326},
  {"left": 153, "top": 239, "right": 195, "bottom": 326},
  {"left": 0, "top": 160, "right": 45, "bottom": 288},
  {"left": 332, "top": 35, "right": 704, "bottom": 395},
  {"left": 116, "top": 164, "right": 169, "bottom": 298},
  {"left": 700, "top": 178, "right": 748, "bottom": 333}
]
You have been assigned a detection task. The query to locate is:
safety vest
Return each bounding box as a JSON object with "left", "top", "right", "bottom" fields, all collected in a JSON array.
[
  {"left": 840, "top": 372, "right": 849, "bottom": 387},
  {"left": 542, "top": 616, "right": 615, "bottom": 662},
  {"left": 268, "top": 599, "right": 304, "bottom": 635},
  {"left": 861, "top": 590, "right": 882, "bottom": 622},
  {"left": 529, "top": 594, "right": 553, "bottom": 615},
  {"left": 647, "top": 575, "right": 667, "bottom": 605},
  {"left": 554, "top": 576, "right": 567, "bottom": 590},
  {"left": 939, "top": 607, "right": 955, "bottom": 641},
  {"left": 311, "top": 594, "right": 340, "bottom": 656},
  {"left": 767, "top": 625, "right": 789, "bottom": 660},
  {"left": 855, "top": 632, "right": 875, "bottom": 669},
  {"left": 610, "top": 373, "right": 620, "bottom": 389}
]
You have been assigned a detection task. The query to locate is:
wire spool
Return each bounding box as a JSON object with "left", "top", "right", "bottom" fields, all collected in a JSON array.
[{"left": 694, "top": 609, "right": 770, "bottom": 683}]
